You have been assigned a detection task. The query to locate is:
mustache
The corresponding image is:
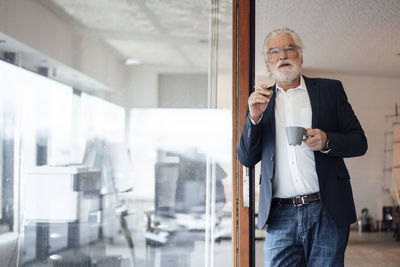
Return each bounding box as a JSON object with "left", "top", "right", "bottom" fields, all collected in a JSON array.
[{"left": 274, "top": 60, "right": 294, "bottom": 71}]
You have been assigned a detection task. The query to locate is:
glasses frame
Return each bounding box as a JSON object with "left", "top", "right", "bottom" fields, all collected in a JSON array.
[{"left": 267, "top": 44, "right": 298, "bottom": 59}]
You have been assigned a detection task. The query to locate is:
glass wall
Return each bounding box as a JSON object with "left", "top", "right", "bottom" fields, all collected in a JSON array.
[{"left": 0, "top": 0, "right": 232, "bottom": 266}]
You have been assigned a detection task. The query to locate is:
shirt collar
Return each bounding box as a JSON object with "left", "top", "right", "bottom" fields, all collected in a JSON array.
[{"left": 275, "top": 75, "right": 307, "bottom": 93}]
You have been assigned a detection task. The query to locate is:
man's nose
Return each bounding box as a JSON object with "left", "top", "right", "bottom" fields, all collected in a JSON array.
[{"left": 279, "top": 50, "right": 288, "bottom": 60}]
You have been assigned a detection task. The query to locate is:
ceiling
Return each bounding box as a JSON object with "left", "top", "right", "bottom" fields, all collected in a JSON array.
[
  {"left": 37, "top": 0, "right": 400, "bottom": 78},
  {"left": 38, "top": 0, "right": 232, "bottom": 71},
  {"left": 256, "top": 0, "right": 400, "bottom": 78}
]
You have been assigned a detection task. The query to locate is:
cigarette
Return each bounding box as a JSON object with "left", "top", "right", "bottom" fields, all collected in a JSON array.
[{"left": 254, "top": 86, "right": 271, "bottom": 95}]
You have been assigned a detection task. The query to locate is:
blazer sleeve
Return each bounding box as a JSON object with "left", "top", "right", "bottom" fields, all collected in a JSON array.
[
  {"left": 325, "top": 81, "right": 368, "bottom": 158},
  {"left": 237, "top": 112, "right": 264, "bottom": 167}
]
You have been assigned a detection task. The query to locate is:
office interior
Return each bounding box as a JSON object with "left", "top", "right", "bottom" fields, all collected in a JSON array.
[{"left": 0, "top": 0, "right": 399, "bottom": 267}]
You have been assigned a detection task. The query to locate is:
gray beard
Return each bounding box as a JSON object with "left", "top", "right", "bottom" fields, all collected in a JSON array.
[{"left": 272, "top": 65, "right": 301, "bottom": 83}]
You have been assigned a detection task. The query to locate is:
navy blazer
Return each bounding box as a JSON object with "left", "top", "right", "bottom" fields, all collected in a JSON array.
[{"left": 238, "top": 76, "right": 368, "bottom": 229}]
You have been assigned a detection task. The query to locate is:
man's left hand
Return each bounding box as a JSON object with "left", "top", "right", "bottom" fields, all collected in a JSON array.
[{"left": 304, "top": 128, "right": 328, "bottom": 151}]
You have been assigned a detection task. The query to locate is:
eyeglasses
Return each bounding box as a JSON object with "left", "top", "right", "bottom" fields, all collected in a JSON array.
[{"left": 267, "top": 45, "right": 298, "bottom": 58}]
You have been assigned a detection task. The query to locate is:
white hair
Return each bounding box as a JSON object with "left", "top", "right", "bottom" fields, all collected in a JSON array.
[{"left": 263, "top": 28, "right": 304, "bottom": 61}]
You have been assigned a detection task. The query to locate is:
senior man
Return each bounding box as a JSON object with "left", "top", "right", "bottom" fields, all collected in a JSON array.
[{"left": 238, "top": 28, "right": 367, "bottom": 266}]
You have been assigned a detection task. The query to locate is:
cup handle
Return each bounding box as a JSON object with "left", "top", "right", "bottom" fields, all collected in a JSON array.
[{"left": 302, "top": 129, "right": 309, "bottom": 141}]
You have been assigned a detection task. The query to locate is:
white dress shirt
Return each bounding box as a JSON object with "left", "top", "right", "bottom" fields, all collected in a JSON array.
[{"left": 273, "top": 76, "right": 319, "bottom": 198}]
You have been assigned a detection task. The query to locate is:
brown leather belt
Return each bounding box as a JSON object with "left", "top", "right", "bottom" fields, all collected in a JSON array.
[{"left": 272, "top": 192, "right": 320, "bottom": 207}]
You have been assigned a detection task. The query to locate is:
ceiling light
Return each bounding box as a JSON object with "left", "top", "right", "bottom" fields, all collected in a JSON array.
[
  {"left": 125, "top": 58, "right": 141, "bottom": 65},
  {"left": 49, "top": 254, "right": 62, "bottom": 261},
  {"left": 50, "top": 233, "right": 62, "bottom": 238}
]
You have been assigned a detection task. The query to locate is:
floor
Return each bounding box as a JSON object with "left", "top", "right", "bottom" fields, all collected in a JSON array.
[
  {"left": 345, "top": 231, "right": 400, "bottom": 267},
  {"left": 136, "top": 230, "right": 400, "bottom": 267},
  {"left": 20, "top": 230, "right": 400, "bottom": 266},
  {"left": 255, "top": 231, "right": 400, "bottom": 267}
]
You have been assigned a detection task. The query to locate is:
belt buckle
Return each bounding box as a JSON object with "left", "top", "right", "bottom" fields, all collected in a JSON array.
[{"left": 293, "top": 195, "right": 307, "bottom": 206}]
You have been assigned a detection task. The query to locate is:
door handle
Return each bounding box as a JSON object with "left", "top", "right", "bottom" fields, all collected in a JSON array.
[{"left": 243, "top": 166, "right": 249, "bottom": 207}]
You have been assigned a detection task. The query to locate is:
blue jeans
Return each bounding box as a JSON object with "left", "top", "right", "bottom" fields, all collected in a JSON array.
[{"left": 264, "top": 200, "right": 350, "bottom": 267}]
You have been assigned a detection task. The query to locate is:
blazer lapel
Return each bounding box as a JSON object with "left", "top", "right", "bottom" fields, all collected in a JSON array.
[
  {"left": 266, "top": 84, "right": 277, "bottom": 137},
  {"left": 304, "top": 76, "right": 320, "bottom": 128}
]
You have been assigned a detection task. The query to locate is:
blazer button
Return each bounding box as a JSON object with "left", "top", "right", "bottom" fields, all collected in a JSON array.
[{"left": 270, "top": 156, "right": 274, "bottom": 161}]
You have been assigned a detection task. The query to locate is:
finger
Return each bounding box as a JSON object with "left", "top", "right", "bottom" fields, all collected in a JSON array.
[
  {"left": 250, "top": 94, "right": 270, "bottom": 102},
  {"left": 304, "top": 138, "right": 315, "bottom": 147},
  {"left": 251, "top": 92, "right": 269, "bottom": 99},
  {"left": 250, "top": 97, "right": 269, "bottom": 104},
  {"left": 254, "top": 89, "right": 273, "bottom": 97},
  {"left": 305, "top": 141, "right": 320, "bottom": 151},
  {"left": 305, "top": 136, "right": 320, "bottom": 147},
  {"left": 252, "top": 98, "right": 269, "bottom": 104},
  {"left": 304, "top": 128, "right": 316, "bottom": 137},
  {"left": 249, "top": 97, "right": 267, "bottom": 105},
  {"left": 304, "top": 141, "right": 315, "bottom": 151},
  {"left": 254, "top": 84, "right": 268, "bottom": 90},
  {"left": 307, "top": 139, "right": 325, "bottom": 151},
  {"left": 254, "top": 93, "right": 273, "bottom": 102}
]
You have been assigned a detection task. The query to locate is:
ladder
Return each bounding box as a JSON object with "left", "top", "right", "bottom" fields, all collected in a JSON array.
[
  {"left": 391, "top": 122, "right": 400, "bottom": 206},
  {"left": 383, "top": 104, "right": 400, "bottom": 205}
]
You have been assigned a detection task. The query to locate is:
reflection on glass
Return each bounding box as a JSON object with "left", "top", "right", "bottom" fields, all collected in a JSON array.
[
  {"left": 0, "top": 0, "right": 232, "bottom": 266},
  {"left": 129, "top": 109, "right": 232, "bottom": 266},
  {"left": 0, "top": 64, "right": 18, "bottom": 267}
]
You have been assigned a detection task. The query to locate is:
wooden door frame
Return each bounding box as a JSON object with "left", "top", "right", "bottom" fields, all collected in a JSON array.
[{"left": 232, "top": 0, "right": 255, "bottom": 266}]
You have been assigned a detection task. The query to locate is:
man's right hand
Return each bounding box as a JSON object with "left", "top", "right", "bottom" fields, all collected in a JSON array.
[{"left": 248, "top": 84, "right": 274, "bottom": 123}]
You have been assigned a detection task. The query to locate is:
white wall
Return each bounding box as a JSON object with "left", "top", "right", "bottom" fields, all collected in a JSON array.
[
  {"left": 126, "top": 66, "right": 159, "bottom": 108},
  {"left": 311, "top": 72, "right": 400, "bottom": 222},
  {"left": 158, "top": 73, "right": 208, "bottom": 108},
  {"left": 124, "top": 67, "right": 233, "bottom": 109},
  {"left": 217, "top": 72, "right": 233, "bottom": 109},
  {"left": 258, "top": 71, "right": 400, "bottom": 221}
]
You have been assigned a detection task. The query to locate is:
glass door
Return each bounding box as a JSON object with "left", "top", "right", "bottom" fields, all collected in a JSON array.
[{"left": 0, "top": 0, "right": 233, "bottom": 266}]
